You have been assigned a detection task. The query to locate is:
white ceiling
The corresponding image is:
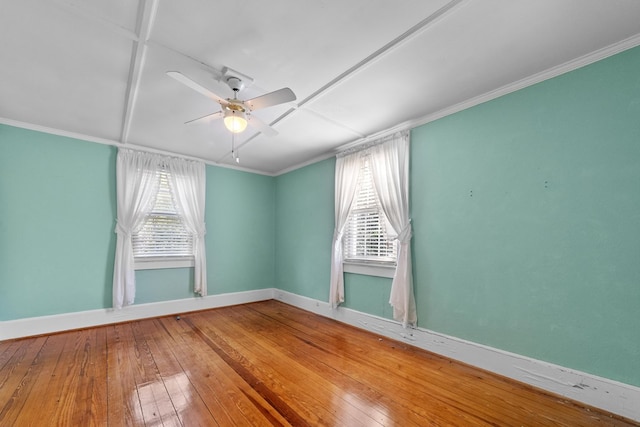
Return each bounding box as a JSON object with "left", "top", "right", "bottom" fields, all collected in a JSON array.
[{"left": 2, "top": 0, "right": 640, "bottom": 175}]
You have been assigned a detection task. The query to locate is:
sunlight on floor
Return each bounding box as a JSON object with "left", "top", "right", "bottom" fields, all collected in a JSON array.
[
  {"left": 133, "top": 372, "right": 192, "bottom": 425},
  {"left": 336, "top": 390, "right": 392, "bottom": 425}
]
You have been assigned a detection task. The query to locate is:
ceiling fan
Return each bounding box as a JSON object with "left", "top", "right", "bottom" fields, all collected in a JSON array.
[{"left": 167, "top": 67, "right": 296, "bottom": 137}]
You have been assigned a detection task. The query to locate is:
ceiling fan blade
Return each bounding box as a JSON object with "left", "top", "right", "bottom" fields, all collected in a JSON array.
[
  {"left": 167, "top": 71, "right": 228, "bottom": 106},
  {"left": 246, "top": 87, "right": 296, "bottom": 111},
  {"left": 184, "top": 111, "right": 223, "bottom": 125},
  {"left": 247, "top": 114, "right": 278, "bottom": 137}
]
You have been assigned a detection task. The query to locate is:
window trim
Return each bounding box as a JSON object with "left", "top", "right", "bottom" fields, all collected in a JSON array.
[
  {"left": 343, "top": 259, "right": 396, "bottom": 278},
  {"left": 343, "top": 155, "right": 398, "bottom": 275},
  {"left": 134, "top": 256, "right": 195, "bottom": 270},
  {"left": 132, "top": 168, "right": 194, "bottom": 270}
]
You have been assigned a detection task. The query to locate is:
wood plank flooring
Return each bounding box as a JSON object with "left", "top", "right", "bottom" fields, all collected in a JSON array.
[{"left": 0, "top": 300, "right": 637, "bottom": 426}]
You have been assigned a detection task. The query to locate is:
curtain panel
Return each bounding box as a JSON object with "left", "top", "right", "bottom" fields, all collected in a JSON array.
[
  {"left": 113, "top": 149, "right": 162, "bottom": 309},
  {"left": 113, "top": 149, "right": 207, "bottom": 309},
  {"left": 167, "top": 157, "right": 208, "bottom": 296},
  {"left": 329, "top": 153, "right": 362, "bottom": 307},
  {"left": 370, "top": 131, "right": 417, "bottom": 326},
  {"left": 331, "top": 130, "right": 417, "bottom": 326}
]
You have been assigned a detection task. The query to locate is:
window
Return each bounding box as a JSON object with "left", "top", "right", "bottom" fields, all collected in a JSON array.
[
  {"left": 343, "top": 156, "right": 397, "bottom": 265},
  {"left": 132, "top": 168, "right": 194, "bottom": 269}
]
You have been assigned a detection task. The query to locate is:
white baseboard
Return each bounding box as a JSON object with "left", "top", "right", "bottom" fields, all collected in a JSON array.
[
  {"left": 273, "top": 289, "right": 640, "bottom": 422},
  {"left": 0, "top": 288, "right": 273, "bottom": 341},
  {"left": 3, "top": 288, "right": 638, "bottom": 421}
]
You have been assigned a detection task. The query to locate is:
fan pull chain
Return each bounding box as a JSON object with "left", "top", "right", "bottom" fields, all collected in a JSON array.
[{"left": 231, "top": 132, "right": 240, "bottom": 164}]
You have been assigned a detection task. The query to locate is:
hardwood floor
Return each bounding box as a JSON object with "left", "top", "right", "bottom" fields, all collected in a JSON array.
[{"left": 0, "top": 300, "right": 637, "bottom": 426}]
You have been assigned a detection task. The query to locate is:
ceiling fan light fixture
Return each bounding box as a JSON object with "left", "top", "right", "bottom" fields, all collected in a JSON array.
[
  {"left": 168, "top": 70, "right": 295, "bottom": 138},
  {"left": 223, "top": 106, "right": 248, "bottom": 133}
]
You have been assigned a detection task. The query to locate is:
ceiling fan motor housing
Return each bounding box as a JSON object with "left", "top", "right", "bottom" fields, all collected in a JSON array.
[
  {"left": 226, "top": 76, "right": 244, "bottom": 92},
  {"left": 221, "top": 66, "right": 253, "bottom": 92}
]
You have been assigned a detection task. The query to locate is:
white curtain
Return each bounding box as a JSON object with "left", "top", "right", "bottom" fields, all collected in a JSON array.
[
  {"left": 113, "top": 149, "right": 161, "bottom": 309},
  {"left": 370, "top": 131, "right": 417, "bottom": 326},
  {"left": 167, "top": 157, "right": 208, "bottom": 296},
  {"left": 329, "top": 152, "right": 362, "bottom": 307}
]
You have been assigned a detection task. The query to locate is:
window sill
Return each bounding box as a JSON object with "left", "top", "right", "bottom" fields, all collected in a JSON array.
[
  {"left": 134, "top": 256, "right": 195, "bottom": 270},
  {"left": 343, "top": 260, "right": 396, "bottom": 278}
]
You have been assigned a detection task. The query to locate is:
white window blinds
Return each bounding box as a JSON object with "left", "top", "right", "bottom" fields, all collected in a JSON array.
[
  {"left": 132, "top": 169, "right": 193, "bottom": 258},
  {"left": 343, "top": 157, "right": 397, "bottom": 262}
]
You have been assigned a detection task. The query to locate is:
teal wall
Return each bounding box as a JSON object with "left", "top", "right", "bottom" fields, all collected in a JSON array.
[
  {"left": 0, "top": 125, "right": 276, "bottom": 319},
  {"left": 135, "top": 268, "right": 194, "bottom": 304},
  {"left": 275, "top": 159, "right": 334, "bottom": 300},
  {"left": 343, "top": 273, "right": 394, "bottom": 319},
  {"left": 411, "top": 46, "right": 640, "bottom": 386},
  {"left": 0, "top": 126, "right": 117, "bottom": 319},
  {"left": 205, "top": 166, "right": 275, "bottom": 294},
  {"left": 274, "top": 46, "right": 640, "bottom": 386}
]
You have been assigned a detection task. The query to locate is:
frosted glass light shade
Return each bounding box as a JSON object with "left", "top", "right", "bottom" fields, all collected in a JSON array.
[{"left": 224, "top": 110, "right": 248, "bottom": 133}]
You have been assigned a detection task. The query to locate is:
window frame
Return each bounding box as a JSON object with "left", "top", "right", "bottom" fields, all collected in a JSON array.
[
  {"left": 342, "top": 155, "right": 397, "bottom": 277},
  {"left": 132, "top": 167, "right": 195, "bottom": 270}
]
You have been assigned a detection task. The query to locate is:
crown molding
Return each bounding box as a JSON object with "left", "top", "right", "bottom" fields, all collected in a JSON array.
[
  {"left": 409, "top": 32, "right": 640, "bottom": 131},
  {"left": 4, "top": 34, "right": 639, "bottom": 178},
  {"left": 277, "top": 33, "right": 640, "bottom": 176},
  {"left": 272, "top": 151, "right": 337, "bottom": 176},
  {"left": 0, "top": 117, "right": 275, "bottom": 176}
]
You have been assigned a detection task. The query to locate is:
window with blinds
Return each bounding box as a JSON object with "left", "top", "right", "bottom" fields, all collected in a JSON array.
[
  {"left": 132, "top": 169, "right": 193, "bottom": 258},
  {"left": 343, "top": 157, "right": 397, "bottom": 263}
]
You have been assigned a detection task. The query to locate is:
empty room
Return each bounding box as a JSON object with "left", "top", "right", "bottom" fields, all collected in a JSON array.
[{"left": 1, "top": 1, "right": 639, "bottom": 425}]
